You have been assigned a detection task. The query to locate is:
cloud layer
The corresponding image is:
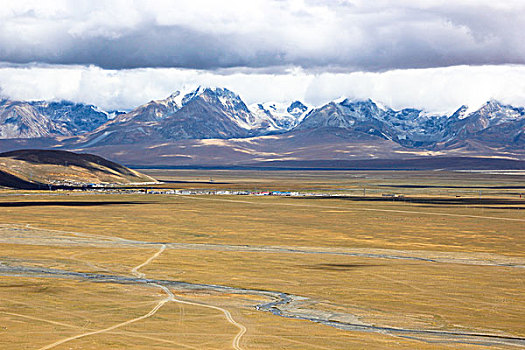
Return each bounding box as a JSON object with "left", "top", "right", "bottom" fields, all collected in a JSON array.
[
  {"left": 2, "top": 64, "right": 525, "bottom": 114},
  {"left": 1, "top": 1, "right": 523, "bottom": 114},
  {"left": 0, "top": 0, "right": 524, "bottom": 70}
]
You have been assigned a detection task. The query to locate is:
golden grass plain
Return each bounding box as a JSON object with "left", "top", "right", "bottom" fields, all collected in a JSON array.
[{"left": 0, "top": 170, "right": 524, "bottom": 349}]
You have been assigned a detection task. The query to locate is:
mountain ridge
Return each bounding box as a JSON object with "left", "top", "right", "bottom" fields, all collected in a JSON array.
[
  {"left": 0, "top": 99, "right": 110, "bottom": 139},
  {"left": 0, "top": 149, "right": 157, "bottom": 189},
  {"left": 0, "top": 87, "right": 523, "bottom": 165}
]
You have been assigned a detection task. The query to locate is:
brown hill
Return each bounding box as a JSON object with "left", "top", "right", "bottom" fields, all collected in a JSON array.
[{"left": 0, "top": 149, "right": 157, "bottom": 189}]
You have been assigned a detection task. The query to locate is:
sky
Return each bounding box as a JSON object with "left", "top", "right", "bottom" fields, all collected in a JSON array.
[{"left": 0, "top": 0, "right": 524, "bottom": 113}]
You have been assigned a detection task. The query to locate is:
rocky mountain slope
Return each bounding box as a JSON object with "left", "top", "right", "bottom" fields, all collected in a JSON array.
[
  {"left": 297, "top": 98, "right": 524, "bottom": 150},
  {"left": 0, "top": 100, "right": 110, "bottom": 139},
  {"left": 77, "top": 87, "right": 273, "bottom": 146},
  {"left": 440, "top": 100, "right": 525, "bottom": 147}
]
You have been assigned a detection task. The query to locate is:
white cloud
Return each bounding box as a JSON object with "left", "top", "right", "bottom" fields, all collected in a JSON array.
[
  {"left": 0, "top": 0, "right": 523, "bottom": 70},
  {"left": 1, "top": 64, "right": 525, "bottom": 114}
]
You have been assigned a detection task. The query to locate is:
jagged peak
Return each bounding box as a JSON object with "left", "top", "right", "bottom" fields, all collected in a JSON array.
[
  {"left": 203, "top": 87, "right": 241, "bottom": 100},
  {"left": 450, "top": 105, "right": 469, "bottom": 119},
  {"left": 143, "top": 91, "right": 182, "bottom": 110},
  {"left": 472, "top": 99, "right": 521, "bottom": 115},
  {"left": 339, "top": 98, "right": 385, "bottom": 114},
  {"left": 462, "top": 100, "right": 519, "bottom": 117},
  {"left": 180, "top": 86, "right": 241, "bottom": 106},
  {"left": 485, "top": 99, "right": 503, "bottom": 106},
  {"left": 477, "top": 99, "right": 504, "bottom": 112},
  {"left": 155, "top": 90, "right": 183, "bottom": 108},
  {"left": 332, "top": 97, "right": 393, "bottom": 112},
  {"left": 287, "top": 100, "right": 307, "bottom": 112}
]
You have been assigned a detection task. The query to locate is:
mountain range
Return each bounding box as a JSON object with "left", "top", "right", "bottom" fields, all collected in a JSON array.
[{"left": 0, "top": 87, "right": 523, "bottom": 166}]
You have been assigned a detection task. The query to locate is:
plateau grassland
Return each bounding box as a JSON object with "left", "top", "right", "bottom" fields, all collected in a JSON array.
[{"left": 0, "top": 170, "right": 523, "bottom": 349}]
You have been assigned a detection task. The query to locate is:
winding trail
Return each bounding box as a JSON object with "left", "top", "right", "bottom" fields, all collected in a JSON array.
[
  {"left": 1, "top": 310, "right": 203, "bottom": 349},
  {"left": 172, "top": 296, "right": 247, "bottom": 350},
  {"left": 37, "top": 244, "right": 174, "bottom": 350},
  {"left": 151, "top": 281, "right": 247, "bottom": 350},
  {"left": 131, "top": 245, "right": 247, "bottom": 350},
  {"left": 2, "top": 222, "right": 524, "bottom": 347},
  {"left": 3, "top": 263, "right": 524, "bottom": 348},
  {"left": 35, "top": 243, "right": 247, "bottom": 350},
  {"left": 131, "top": 244, "right": 167, "bottom": 279},
  {"left": 37, "top": 294, "right": 174, "bottom": 350}
]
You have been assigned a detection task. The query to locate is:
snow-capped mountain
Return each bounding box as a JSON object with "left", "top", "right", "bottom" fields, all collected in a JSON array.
[
  {"left": 296, "top": 98, "right": 438, "bottom": 144},
  {"left": 79, "top": 87, "right": 313, "bottom": 147},
  {"left": 157, "top": 87, "right": 256, "bottom": 140},
  {"left": 79, "top": 87, "right": 263, "bottom": 146},
  {"left": 0, "top": 100, "right": 109, "bottom": 139},
  {"left": 439, "top": 100, "right": 525, "bottom": 147},
  {"left": 294, "top": 98, "right": 525, "bottom": 149},
  {"left": 1, "top": 87, "right": 524, "bottom": 164},
  {"left": 110, "top": 91, "right": 183, "bottom": 125},
  {"left": 250, "top": 100, "right": 310, "bottom": 130},
  {"left": 444, "top": 100, "right": 525, "bottom": 139},
  {"left": 298, "top": 98, "right": 389, "bottom": 132}
]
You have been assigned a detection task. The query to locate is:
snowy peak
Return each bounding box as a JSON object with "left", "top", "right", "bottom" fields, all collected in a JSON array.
[
  {"left": 450, "top": 105, "right": 469, "bottom": 120},
  {"left": 181, "top": 86, "right": 205, "bottom": 106},
  {"left": 287, "top": 101, "right": 308, "bottom": 118},
  {"left": 201, "top": 87, "right": 250, "bottom": 113},
  {"left": 299, "top": 98, "right": 388, "bottom": 130},
  {"left": 155, "top": 87, "right": 256, "bottom": 141},
  {"left": 249, "top": 100, "right": 311, "bottom": 131},
  {"left": 340, "top": 98, "right": 384, "bottom": 119},
  {"left": 179, "top": 87, "right": 310, "bottom": 132},
  {"left": 1, "top": 89, "right": 525, "bottom": 151},
  {"left": 180, "top": 87, "right": 240, "bottom": 106},
  {"left": 113, "top": 92, "right": 184, "bottom": 124},
  {"left": 438, "top": 100, "right": 525, "bottom": 146},
  {"left": 447, "top": 100, "right": 525, "bottom": 137},
  {"left": 131, "top": 86, "right": 249, "bottom": 117},
  {"left": 181, "top": 87, "right": 256, "bottom": 130},
  {"left": 0, "top": 101, "right": 55, "bottom": 138},
  {"left": 475, "top": 100, "right": 524, "bottom": 124},
  {"left": 480, "top": 99, "right": 503, "bottom": 113},
  {"left": 296, "top": 97, "right": 451, "bottom": 144},
  {"left": 162, "top": 90, "right": 184, "bottom": 108}
]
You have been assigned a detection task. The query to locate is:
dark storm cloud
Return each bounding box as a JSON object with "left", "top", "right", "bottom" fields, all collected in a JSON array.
[{"left": 0, "top": 0, "right": 523, "bottom": 71}]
